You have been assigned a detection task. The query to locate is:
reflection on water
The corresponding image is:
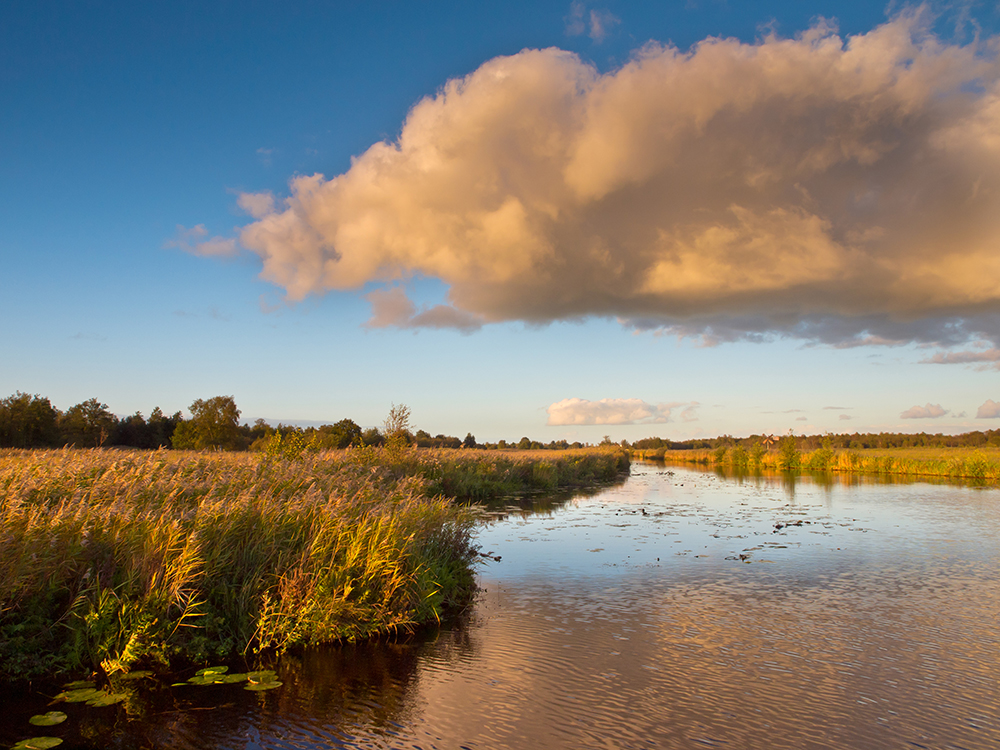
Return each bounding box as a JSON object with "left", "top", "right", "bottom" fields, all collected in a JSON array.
[{"left": 3, "top": 464, "right": 999, "bottom": 749}]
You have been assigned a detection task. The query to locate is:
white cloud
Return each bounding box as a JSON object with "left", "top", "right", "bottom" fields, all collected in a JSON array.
[
  {"left": 976, "top": 399, "right": 1000, "bottom": 418},
  {"left": 238, "top": 192, "right": 276, "bottom": 219},
  {"left": 164, "top": 224, "right": 240, "bottom": 258},
  {"left": 546, "top": 397, "right": 693, "bottom": 425},
  {"left": 839, "top": 413, "right": 853, "bottom": 420},
  {"left": 900, "top": 403, "right": 949, "bottom": 419},
  {"left": 231, "top": 10, "right": 1000, "bottom": 342},
  {"left": 588, "top": 9, "right": 620, "bottom": 43}
]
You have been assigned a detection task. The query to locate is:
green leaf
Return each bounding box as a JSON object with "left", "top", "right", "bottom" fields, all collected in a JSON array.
[
  {"left": 244, "top": 681, "right": 282, "bottom": 691},
  {"left": 53, "top": 688, "right": 101, "bottom": 703},
  {"left": 28, "top": 712, "right": 67, "bottom": 727},
  {"left": 86, "top": 692, "right": 127, "bottom": 707},
  {"left": 187, "top": 674, "right": 227, "bottom": 685},
  {"left": 195, "top": 666, "right": 228, "bottom": 676},
  {"left": 245, "top": 670, "right": 277, "bottom": 683},
  {"left": 13, "top": 738, "right": 63, "bottom": 749},
  {"left": 218, "top": 673, "right": 248, "bottom": 684},
  {"left": 60, "top": 680, "right": 95, "bottom": 690}
]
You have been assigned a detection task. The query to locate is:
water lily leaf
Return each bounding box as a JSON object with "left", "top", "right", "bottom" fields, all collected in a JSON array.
[
  {"left": 244, "top": 681, "right": 282, "bottom": 691},
  {"left": 245, "top": 670, "right": 277, "bottom": 683},
  {"left": 54, "top": 688, "right": 101, "bottom": 703},
  {"left": 187, "top": 674, "right": 227, "bottom": 685},
  {"left": 218, "top": 673, "right": 248, "bottom": 684},
  {"left": 86, "top": 692, "right": 127, "bottom": 707},
  {"left": 195, "top": 666, "right": 228, "bottom": 676},
  {"left": 28, "top": 712, "right": 68, "bottom": 727},
  {"left": 13, "top": 738, "right": 63, "bottom": 749},
  {"left": 169, "top": 682, "right": 188, "bottom": 687},
  {"left": 118, "top": 670, "right": 153, "bottom": 680}
]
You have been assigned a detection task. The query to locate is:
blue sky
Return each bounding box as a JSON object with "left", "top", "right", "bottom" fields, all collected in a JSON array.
[{"left": 3, "top": 1, "right": 1000, "bottom": 442}]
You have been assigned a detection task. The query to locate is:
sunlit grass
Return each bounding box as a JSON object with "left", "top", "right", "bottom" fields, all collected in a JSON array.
[
  {"left": 636, "top": 446, "right": 1000, "bottom": 481},
  {"left": 0, "top": 445, "right": 629, "bottom": 680}
]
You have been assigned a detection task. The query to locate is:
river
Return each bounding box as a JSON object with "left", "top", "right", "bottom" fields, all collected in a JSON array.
[{"left": 3, "top": 463, "right": 999, "bottom": 749}]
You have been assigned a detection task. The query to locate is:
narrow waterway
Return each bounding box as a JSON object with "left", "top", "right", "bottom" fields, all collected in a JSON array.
[{"left": 4, "top": 463, "right": 999, "bottom": 749}]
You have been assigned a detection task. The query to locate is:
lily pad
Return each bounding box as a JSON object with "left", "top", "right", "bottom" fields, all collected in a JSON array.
[
  {"left": 53, "top": 688, "right": 101, "bottom": 703},
  {"left": 218, "top": 673, "right": 248, "bottom": 684},
  {"left": 12, "top": 738, "right": 63, "bottom": 749},
  {"left": 86, "top": 692, "right": 127, "bottom": 707},
  {"left": 28, "top": 712, "right": 68, "bottom": 727},
  {"left": 244, "top": 681, "right": 282, "bottom": 691},
  {"left": 169, "top": 682, "right": 188, "bottom": 687},
  {"left": 195, "top": 666, "right": 228, "bottom": 676},
  {"left": 246, "top": 670, "right": 277, "bottom": 683},
  {"left": 187, "top": 674, "right": 227, "bottom": 686},
  {"left": 61, "top": 680, "right": 95, "bottom": 690}
]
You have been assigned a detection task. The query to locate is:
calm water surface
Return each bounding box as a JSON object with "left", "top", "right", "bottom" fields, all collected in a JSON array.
[{"left": 4, "top": 464, "right": 999, "bottom": 749}]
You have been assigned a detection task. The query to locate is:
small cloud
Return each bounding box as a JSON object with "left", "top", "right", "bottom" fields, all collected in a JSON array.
[
  {"left": 680, "top": 403, "right": 700, "bottom": 422},
  {"left": 565, "top": 1, "right": 586, "bottom": 36},
  {"left": 824, "top": 405, "right": 851, "bottom": 410},
  {"left": 546, "top": 397, "right": 693, "bottom": 425},
  {"left": 976, "top": 399, "right": 1000, "bottom": 418},
  {"left": 839, "top": 413, "right": 853, "bottom": 420},
  {"left": 922, "top": 347, "right": 1000, "bottom": 369},
  {"left": 565, "top": 2, "right": 619, "bottom": 42},
  {"left": 900, "top": 403, "right": 948, "bottom": 419},
  {"left": 364, "top": 286, "right": 482, "bottom": 332},
  {"left": 238, "top": 192, "right": 276, "bottom": 219},
  {"left": 165, "top": 224, "right": 240, "bottom": 258},
  {"left": 796, "top": 416, "right": 808, "bottom": 421},
  {"left": 257, "top": 147, "right": 274, "bottom": 166},
  {"left": 70, "top": 331, "right": 107, "bottom": 342}
]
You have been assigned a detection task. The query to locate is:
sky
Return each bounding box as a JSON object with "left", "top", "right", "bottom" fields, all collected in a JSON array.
[{"left": 3, "top": 0, "right": 1000, "bottom": 443}]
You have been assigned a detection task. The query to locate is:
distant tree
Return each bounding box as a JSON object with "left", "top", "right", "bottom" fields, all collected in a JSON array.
[
  {"left": 147, "top": 407, "right": 182, "bottom": 448},
  {"left": 361, "top": 427, "right": 384, "bottom": 447},
  {"left": 316, "top": 418, "right": 362, "bottom": 449},
  {"left": 383, "top": 404, "right": 412, "bottom": 450},
  {"left": 60, "top": 398, "right": 117, "bottom": 447},
  {"left": 0, "top": 392, "right": 60, "bottom": 448},
  {"left": 113, "top": 411, "right": 150, "bottom": 448},
  {"left": 462, "top": 432, "right": 477, "bottom": 449},
  {"left": 171, "top": 396, "right": 242, "bottom": 450},
  {"left": 517, "top": 436, "right": 531, "bottom": 450},
  {"left": 778, "top": 432, "right": 800, "bottom": 471}
]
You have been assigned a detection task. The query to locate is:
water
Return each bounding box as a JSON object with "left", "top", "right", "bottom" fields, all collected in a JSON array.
[{"left": 4, "top": 464, "right": 999, "bottom": 749}]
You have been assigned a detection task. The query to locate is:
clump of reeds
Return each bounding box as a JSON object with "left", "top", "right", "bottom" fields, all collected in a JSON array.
[
  {"left": 635, "top": 445, "right": 1000, "bottom": 482},
  {"left": 0, "top": 448, "right": 479, "bottom": 679}
]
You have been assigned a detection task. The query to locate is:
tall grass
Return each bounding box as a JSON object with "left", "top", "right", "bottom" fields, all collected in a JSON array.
[
  {"left": 0, "top": 446, "right": 629, "bottom": 680},
  {"left": 635, "top": 445, "right": 1000, "bottom": 481}
]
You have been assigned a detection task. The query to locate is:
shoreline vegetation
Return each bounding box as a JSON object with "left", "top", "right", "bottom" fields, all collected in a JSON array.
[
  {"left": 633, "top": 443, "right": 1000, "bottom": 482},
  {"left": 0, "top": 445, "right": 629, "bottom": 682}
]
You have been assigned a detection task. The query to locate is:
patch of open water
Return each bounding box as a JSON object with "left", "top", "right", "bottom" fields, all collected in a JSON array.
[{"left": 3, "top": 463, "right": 998, "bottom": 749}]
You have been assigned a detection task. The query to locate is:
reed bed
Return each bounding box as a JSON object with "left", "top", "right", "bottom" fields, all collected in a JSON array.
[
  {"left": 0, "top": 446, "right": 629, "bottom": 680},
  {"left": 635, "top": 446, "right": 1000, "bottom": 481}
]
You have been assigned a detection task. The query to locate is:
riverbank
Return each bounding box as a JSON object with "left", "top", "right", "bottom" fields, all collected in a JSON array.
[
  {"left": 0, "top": 446, "right": 629, "bottom": 680},
  {"left": 633, "top": 445, "right": 1000, "bottom": 481}
]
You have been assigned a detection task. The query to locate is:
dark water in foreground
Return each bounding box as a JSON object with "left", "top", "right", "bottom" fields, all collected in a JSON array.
[{"left": 4, "top": 464, "right": 999, "bottom": 749}]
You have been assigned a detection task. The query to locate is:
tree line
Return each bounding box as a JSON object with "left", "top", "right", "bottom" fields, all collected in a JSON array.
[
  {"left": 0, "top": 392, "right": 590, "bottom": 451},
  {"left": 628, "top": 429, "right": 1000, "bottom": 452}
]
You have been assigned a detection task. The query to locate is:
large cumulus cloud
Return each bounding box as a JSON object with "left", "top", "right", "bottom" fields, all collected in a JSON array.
[{"left": 237, "top": 8, "right": 1000, "bottom": 346}]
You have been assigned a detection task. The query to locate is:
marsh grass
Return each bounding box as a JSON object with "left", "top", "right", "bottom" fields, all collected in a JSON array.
[
  {"left": 636, "top": 446, "right": 1000, "bottom": 482},
  {"left": 0, "top": 446, "right": 629, "bottom": 680}
]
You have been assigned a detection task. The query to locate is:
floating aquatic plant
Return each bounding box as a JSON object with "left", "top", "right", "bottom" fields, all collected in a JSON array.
[
  {"left": 27, "top": 712, "right": 67, "bottom": 727},
  {"left": 12, "top": 738, "right": 62, "bottom": 749}
]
